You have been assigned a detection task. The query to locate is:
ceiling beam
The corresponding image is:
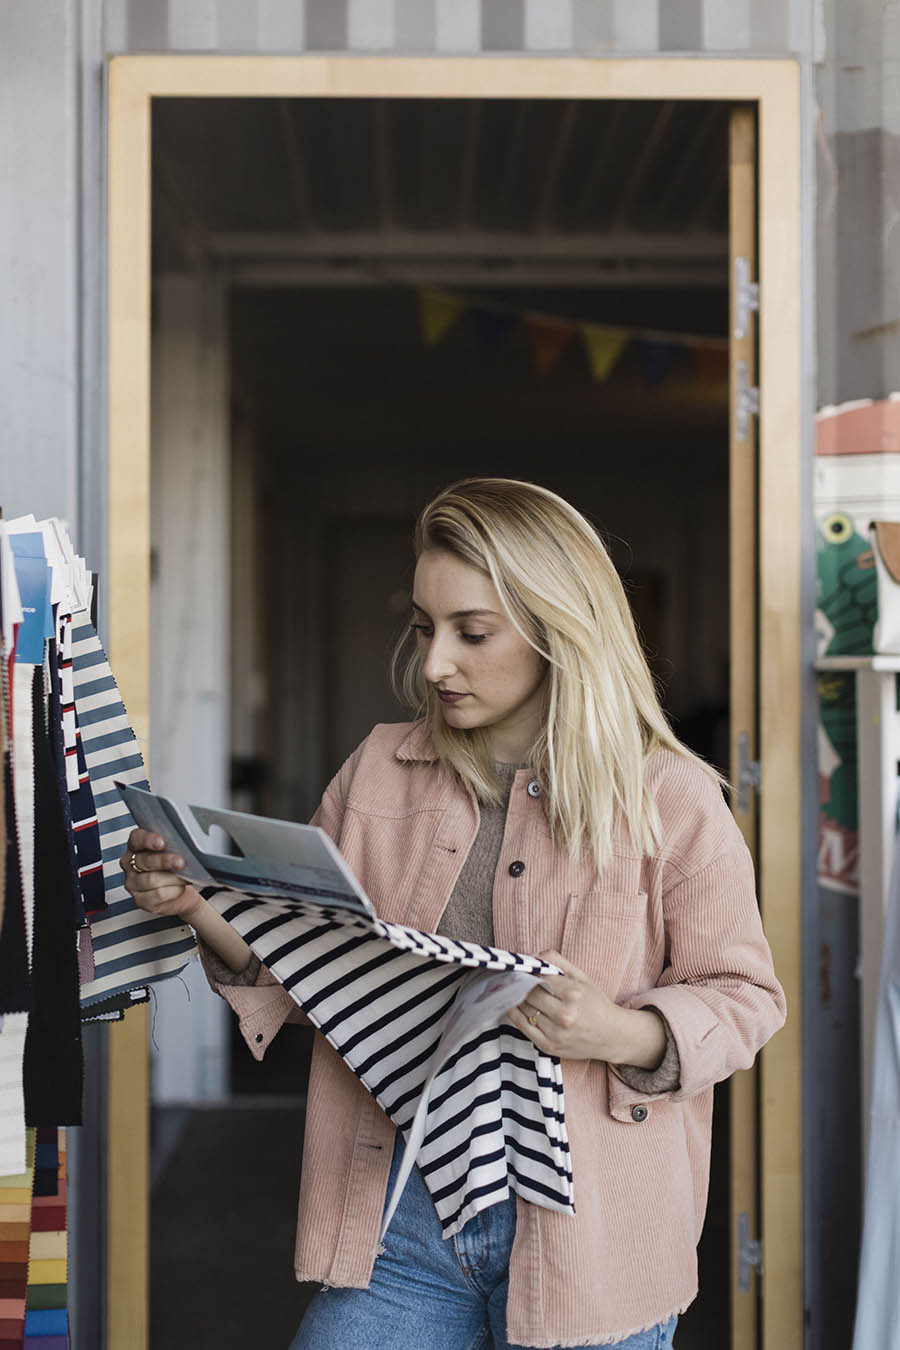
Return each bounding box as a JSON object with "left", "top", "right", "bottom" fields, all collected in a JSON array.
[
  {"left": 535, "top": 103, "right": 578, "bottom": 231},
  {"left": 277, "top": 100, "right": 313, "bottom": 230},
  {"left": 228, "top": 260, "right": 726, "bottom": 289},
  {"left": 374, "top": 99, "right": 393, "bottom": 228},
  {"left": 206, "top": 229, "right": 728, "bottom": 262},
  {"left": 610, "top": 101, "right": 676, "bottom": 229},
  {"left": 458, "top": 102, "right": 481, "bottom": 229}
]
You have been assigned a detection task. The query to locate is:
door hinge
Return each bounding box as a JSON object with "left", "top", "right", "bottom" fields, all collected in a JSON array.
[
  {"left": 735, "top": 359, "right": 760, "bottom": 442},
  {"left": 737, "top": 1211, "right": 763, "bottom": 1292},
  {"left": 736, "top": 733, "right": 760, "bottom": 814},
  {"left": 734, "top": 256, "right": 759, "bottom": 340}
]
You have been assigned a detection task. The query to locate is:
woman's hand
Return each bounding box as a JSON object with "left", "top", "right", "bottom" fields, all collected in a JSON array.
[
  {"left": 120, "top": 828, "right": 204, "bottom": 922},
  {"left": 507, "top": 950, "right": 667, "bottom": 1068}
]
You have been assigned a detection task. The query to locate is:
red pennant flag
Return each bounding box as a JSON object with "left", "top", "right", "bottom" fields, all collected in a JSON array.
[
  {"left": 525, "top": 317, "right": 574, "bottom": 376},
  {"left": 689, "top": 346, "right": 729, "bottom": 386}
]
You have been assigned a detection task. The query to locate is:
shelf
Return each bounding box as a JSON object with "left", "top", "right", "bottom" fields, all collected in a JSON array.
[{"left": 815, "top": 655, "right": 900, "bottom": 672}]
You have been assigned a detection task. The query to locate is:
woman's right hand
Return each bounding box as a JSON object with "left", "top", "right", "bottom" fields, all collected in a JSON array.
[{"left": 120, "top": 828, "right": 204, "bottom": 922}]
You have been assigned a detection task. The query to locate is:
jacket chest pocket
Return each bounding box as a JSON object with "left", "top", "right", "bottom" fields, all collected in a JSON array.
[{"left": 559, "top": 891, "right": 648, "bottom": 993}]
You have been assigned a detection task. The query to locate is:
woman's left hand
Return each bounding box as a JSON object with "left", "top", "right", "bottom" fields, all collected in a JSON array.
[{"left": 507, "top": 950, "right": 666, "bottom": 1067}]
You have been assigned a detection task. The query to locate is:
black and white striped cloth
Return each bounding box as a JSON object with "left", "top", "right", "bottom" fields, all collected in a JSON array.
[
  {"left": 71, "top": 617, "right": 197, "bottom": 1005},
  {"left": 202, "top": 888, "right": 575, "bottom": 1238}
]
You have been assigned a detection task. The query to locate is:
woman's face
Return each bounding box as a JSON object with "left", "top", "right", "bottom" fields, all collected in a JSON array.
[{"left": 411, "top": 549, "right": 547, "bottom": 761}]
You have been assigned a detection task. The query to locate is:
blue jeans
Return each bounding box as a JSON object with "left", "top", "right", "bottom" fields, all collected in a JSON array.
[{"left": 290, "top": 1138, "right": 678, "bottom": 1349}]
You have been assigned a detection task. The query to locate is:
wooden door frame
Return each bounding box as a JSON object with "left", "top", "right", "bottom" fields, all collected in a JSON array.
[{"left": 107, "top": 54, "right": 803, "bottom": 1350}]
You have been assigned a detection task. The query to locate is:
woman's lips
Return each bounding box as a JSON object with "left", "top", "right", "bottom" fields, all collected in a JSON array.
[{"left": 437, "top": 690, "right": 469, "bottom": 703}]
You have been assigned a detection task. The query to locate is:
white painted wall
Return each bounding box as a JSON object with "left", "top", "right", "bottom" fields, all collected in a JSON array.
[{"left": 149, "top": 271, "right": 231, "bottom": 1104}]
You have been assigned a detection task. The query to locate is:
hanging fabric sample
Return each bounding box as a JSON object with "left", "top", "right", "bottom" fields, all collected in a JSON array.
[
  {"left": 201, "top": 886, "right": 574, "bottom": 1239},
  {"left": 71, "top": 616, "right": 196, "bottom": 1006},
  {"left": 24, "top": 1127, "right": 67, "bottom": 1349},
  {"left": 0, "top": 1129, "right": 33, "bottom": 1349},
  {"left": 0, "top": 677, "right": 31, "bottom": 1020}
]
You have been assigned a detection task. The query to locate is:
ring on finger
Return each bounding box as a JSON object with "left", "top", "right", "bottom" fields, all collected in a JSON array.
[
  {"left": 130, "top": 852, "right": 145, "bottom": 874},
  {"left": 527, "top": 1009, "right": 539, "bottom": 1027}
]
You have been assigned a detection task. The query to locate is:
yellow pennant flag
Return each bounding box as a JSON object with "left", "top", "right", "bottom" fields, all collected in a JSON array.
[
  {"left": 418, "top": 289, "right": 466, "bottom": 347},
  {"left": 580, "top": 324, "right": 630, "bottom": 383}
]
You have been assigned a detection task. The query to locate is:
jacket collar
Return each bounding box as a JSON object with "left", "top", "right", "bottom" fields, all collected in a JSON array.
[{"left": 395, "top": 720, "right": 439, "bottom": 763}]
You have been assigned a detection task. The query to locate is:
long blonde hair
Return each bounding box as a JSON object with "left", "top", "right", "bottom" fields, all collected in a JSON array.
[{"left": 392, "top": 477, "right": 719, "bottom": 870}]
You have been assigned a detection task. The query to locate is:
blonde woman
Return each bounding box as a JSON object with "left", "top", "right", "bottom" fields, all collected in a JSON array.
[{"left": 123, "top": 478, "right": 785, "bottom": 1349}]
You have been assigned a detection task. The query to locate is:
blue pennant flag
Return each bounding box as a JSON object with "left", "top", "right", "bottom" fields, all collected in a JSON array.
[
  {"left": 472, "top": 307, "right": 517, "bottom": 361},
  {"left": 637, "top": 339, "right": 680, "bottom": 389}
]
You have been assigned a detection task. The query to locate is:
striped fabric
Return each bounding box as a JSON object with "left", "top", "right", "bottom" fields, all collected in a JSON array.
[
  {"left": 56, "top": 616, "right": 78, "bottom": 796},
  {"left": 203, "top": 888, "right": 574, "bottom": 1238},
  {"left": 71, "top": 618, "right": 196, "bottom": 1007}
]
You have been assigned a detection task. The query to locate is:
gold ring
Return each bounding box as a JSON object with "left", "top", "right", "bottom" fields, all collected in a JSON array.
[
  {"left": 528, "top": 1013, "right": 538, "bottom": 1027},
  {"left": 130, "top": 852, "right": 144, "bottom": 874}
]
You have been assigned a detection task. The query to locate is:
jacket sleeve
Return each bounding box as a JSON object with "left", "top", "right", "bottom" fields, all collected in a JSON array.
[
  {"left": 197, "top": 743, "right": 363, "bottom": 1059},
  {"left": 608, "top": 778, "right": 786, "bottom": 1119}
]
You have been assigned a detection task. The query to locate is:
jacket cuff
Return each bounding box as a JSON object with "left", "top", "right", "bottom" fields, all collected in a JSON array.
[
  {"left": 198, "top": 938, "right": 263, "bottom": 988},
  {"left": 610, "top": 1008, "right": 681, "bottom": 1095}
]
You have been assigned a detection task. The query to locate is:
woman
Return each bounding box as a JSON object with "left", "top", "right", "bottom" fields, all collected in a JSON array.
[{"left": 123, "top": 478, "right": 785, "bottom": 1349}]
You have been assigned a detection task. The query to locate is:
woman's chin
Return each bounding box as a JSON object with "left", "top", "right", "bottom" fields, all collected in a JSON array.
[{"left": 439, "top": 701, "right": 478, "bottom": 726}]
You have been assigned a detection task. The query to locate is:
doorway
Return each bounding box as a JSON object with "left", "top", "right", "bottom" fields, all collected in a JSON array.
[{"left": 107, "top": 55, "right": 803, "bottom": 1350}]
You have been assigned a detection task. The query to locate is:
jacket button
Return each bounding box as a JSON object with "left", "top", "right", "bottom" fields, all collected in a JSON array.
[
  {"left": 508, "top": 860, "right": 526, "bottom": 877},
  {"left": 526, "top": 780, "right": 541, "bottom": 798},
  {"left": 255, "top": 1033, "right": 264, "bottom": 1044},
  {"left": 631, "top": 1105, "right": 648, "bottom": 1122}
]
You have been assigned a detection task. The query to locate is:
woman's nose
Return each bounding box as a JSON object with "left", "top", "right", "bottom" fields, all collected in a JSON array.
[{"left": 422, "top": 633, "right": 456, "bottom": 684}]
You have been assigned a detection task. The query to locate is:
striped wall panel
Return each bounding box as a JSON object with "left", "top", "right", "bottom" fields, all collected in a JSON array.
[{"left": 105, "top": 0, "right": 818, "bottom": 58}]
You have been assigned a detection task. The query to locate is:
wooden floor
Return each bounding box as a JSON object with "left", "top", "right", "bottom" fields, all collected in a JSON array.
[{"left": 150, "top": 1097, "right": 731, "bottom": 1349}]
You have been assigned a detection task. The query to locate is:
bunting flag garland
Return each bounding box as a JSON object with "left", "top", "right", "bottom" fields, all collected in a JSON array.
[
  {"left": 689, "top": 346, "right": 730, "bottom": 386},
  {"left": 580, "top": 324, "right": 630, "bottom": 384},
  {"left": 525, "top": 317, "right": 574, "bottom": 376},
  {"left": 472, "top": 307, "right": 517, "bottom": 361},
  {"left": 418, "top": 289, "right": 465, "bottom": 347},
  {"left": 636, "top": 339, "right": 680, "bottom": 389},
  {"left": 415, "top": 284, "right": 728, "bottom": 391}
]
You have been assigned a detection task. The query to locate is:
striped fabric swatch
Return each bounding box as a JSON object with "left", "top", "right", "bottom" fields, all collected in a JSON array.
[
  {"left": 24, "top": 1128, "right": 66, "bottom": 1349},
  {"left": 0, "top": 1129, "right": 33, "bottom": 1348},
  {"left": 55, "top": 617, "right": 78, "bottom": 796},
  {"left": 203, "top": 889, "right": 574, "bottom": 1238},
  {"left": 70, "top": 617, "right": 196, "bottom": 1006}
]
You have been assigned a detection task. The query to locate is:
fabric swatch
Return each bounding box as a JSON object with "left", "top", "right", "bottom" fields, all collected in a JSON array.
[
  {"left": 0, "top": 1019, "right": 28, "bottom": 1179},
  {"left": 204, "top": 888, "right": 573, "bottom": 1238},
  {"left": 0, "top": 1130, "right": 33, "bottom": 1348},
  {"left": 71, "top": 618, "right": 196, "bottom": 1006},
  {"left": 24, "top": 1128, "right": 66, "bottom": 1350},
  {"left": 22, "top": 667, "right": 82, "bottom": 1128}
]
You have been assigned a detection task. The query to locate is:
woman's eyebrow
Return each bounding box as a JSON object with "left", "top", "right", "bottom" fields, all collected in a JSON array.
[{"left": 411, "top": 601, "right": 501, "bottom": 620}]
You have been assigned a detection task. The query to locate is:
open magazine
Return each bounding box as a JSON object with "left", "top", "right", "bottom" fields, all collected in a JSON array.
[{"left": 117, "top": 784, "right": 573, "bottom": 1235}]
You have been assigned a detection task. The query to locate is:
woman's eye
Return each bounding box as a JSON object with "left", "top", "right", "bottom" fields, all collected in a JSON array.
[
  {"left": 461, "top": 633, "right": 487, "bottom": 644},
  {"left": 410, "top": 622, "right": 433, "bottom": 638}
]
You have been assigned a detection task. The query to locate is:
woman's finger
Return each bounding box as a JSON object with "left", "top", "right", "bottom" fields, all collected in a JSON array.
[
  {"left": 507, "top": 1003, "right": 554, "bottom": 1052},
  {"left": 129, "top": 868, "right": 183, "bottom": 893},
  {"left": 137, "top": 882, "right": 188, "bottom": 909},
  {"left": 126, "top": 827, "right": 166, "bottom": 854},
  {"left": 518, "top": 985, "right": 566, "bottom": 1020},
  {"left": 133, "top": 850, "right": 185, "bottom": 875}
]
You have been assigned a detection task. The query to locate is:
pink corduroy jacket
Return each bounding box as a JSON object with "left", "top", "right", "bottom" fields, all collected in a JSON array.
[{"left": 203, "top": 721, "right": 786, "bottom": 1348}]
